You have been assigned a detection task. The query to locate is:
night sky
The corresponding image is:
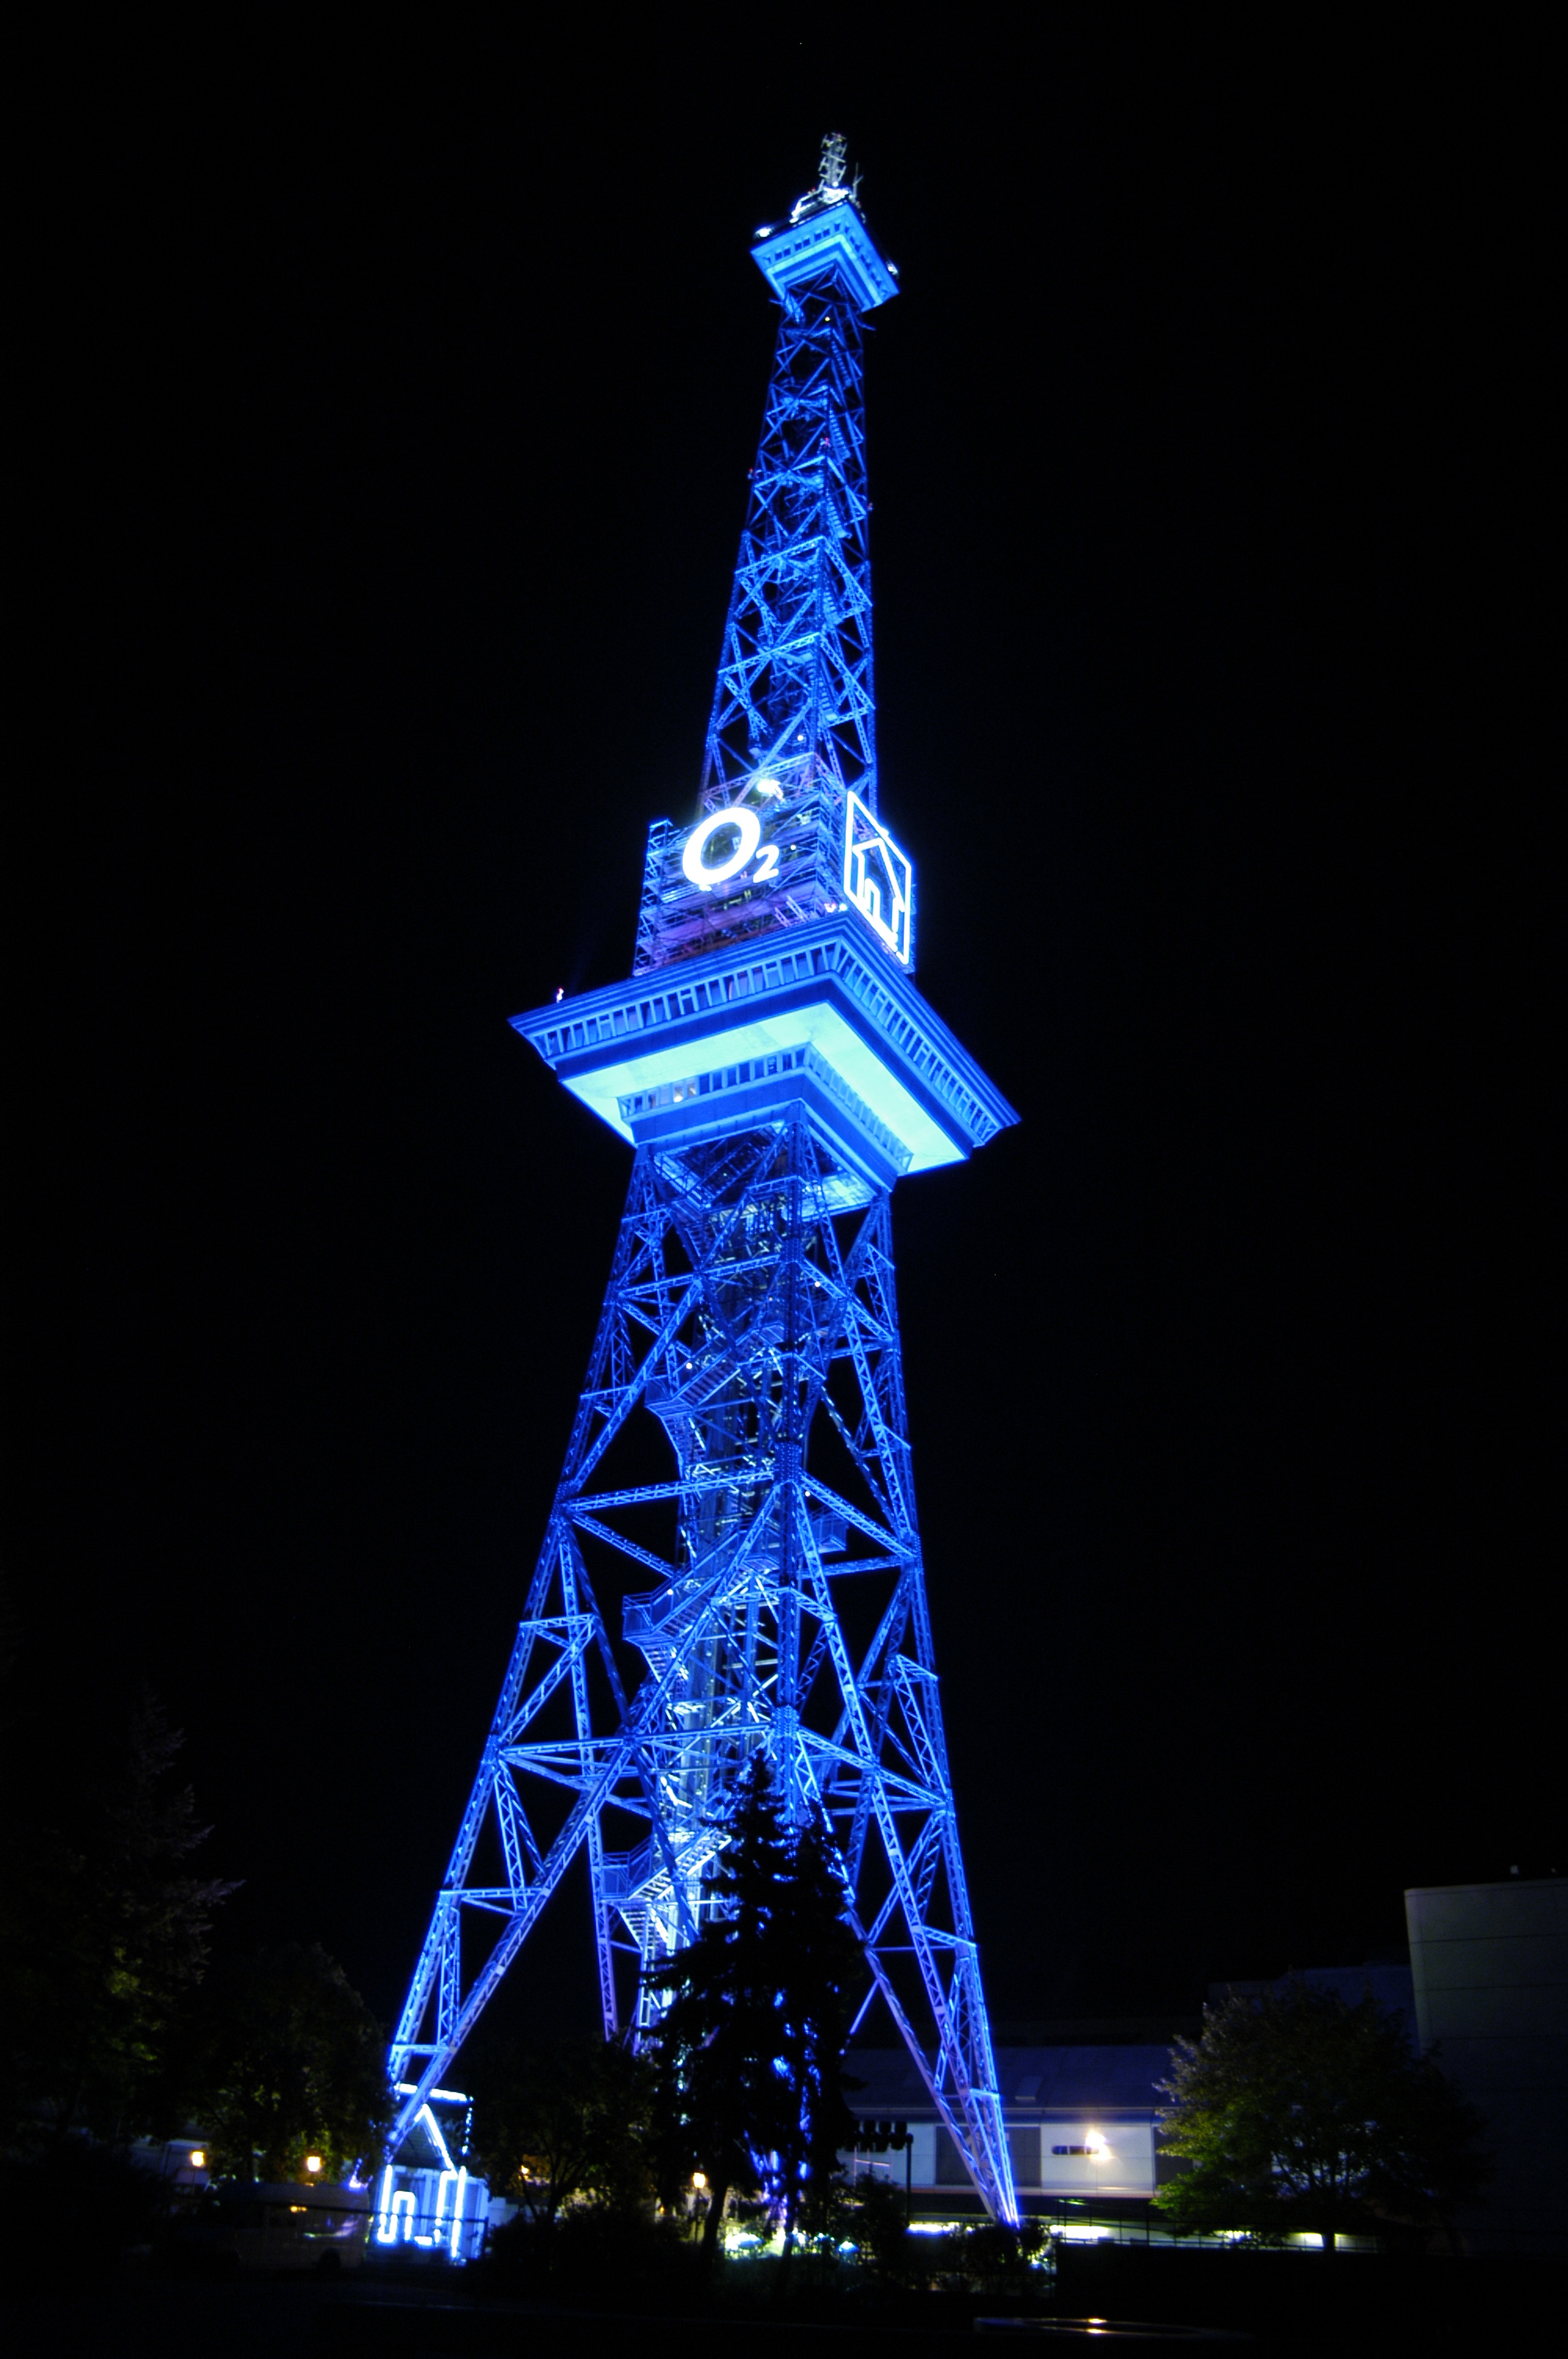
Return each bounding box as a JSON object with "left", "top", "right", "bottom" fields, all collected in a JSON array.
[{"left": 24, "top": 20, "right": 1552, "bottom": 2041}]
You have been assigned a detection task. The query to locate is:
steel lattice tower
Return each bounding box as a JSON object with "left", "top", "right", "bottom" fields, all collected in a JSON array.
[{"left": 389, "top": 138, "right": 1022, "bottom": 2225}]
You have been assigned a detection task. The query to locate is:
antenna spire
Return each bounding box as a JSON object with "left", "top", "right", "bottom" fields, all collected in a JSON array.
[
  {"left": 789, "top": 130, "right": 862, "bottom": 224},
  {"left": 817, "top": 130, "right": 849, "bottom": 194}
]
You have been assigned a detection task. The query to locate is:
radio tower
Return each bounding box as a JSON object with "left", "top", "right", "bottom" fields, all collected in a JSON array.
[{"left": 389, "top": 137, "right": 1021, "bottom": 2224}]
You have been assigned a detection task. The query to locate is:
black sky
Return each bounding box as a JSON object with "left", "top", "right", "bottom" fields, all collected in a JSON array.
[{"left": 21, "top": 16, "right": 1555, "bottom": 2038}]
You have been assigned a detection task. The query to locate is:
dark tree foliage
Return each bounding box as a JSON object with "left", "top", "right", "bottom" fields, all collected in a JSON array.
[
  {"left": 1155, "top": 1979, "right": 1488, "bottom": 2246},
  {"left": 467, "top": 2035, "right": 655, "bottom": 2226},
  {"left": 176, "top": 1940, "right": 391, "bottom": 2181},
  {"left": 2, "top": 1686, "right": 236, "bottom": 2144},
  {"left": 645, "top": 1756, "right": 862, "bottom": 2252}
]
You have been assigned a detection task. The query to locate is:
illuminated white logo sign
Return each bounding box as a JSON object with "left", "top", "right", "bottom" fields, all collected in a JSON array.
[
  {"left": 375, "top": 2161, "right": 472, "bottom": 2255},
  {"left": 682, "top": 805, "right": 775, "bottom": 889},
  {"left": 374, "top": 2101, "right": 478, "bottom": 2258},
  {"left": 843, "top": 791, "right": 913, "bottom": 965}
]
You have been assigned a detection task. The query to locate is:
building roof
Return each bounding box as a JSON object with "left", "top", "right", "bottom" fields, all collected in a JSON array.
[
  {"left": 1210, "top": 1963, "right": 1417, "bottom": 2046},
  {"left": 847, "top": 2045, "right": 1173, "bottom": 2116}
]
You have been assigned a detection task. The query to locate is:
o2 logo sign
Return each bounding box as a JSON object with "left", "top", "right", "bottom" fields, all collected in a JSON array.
[
  {"left": 681, "top": 805, "right": 780, "bottom": 891},
  {"left": 844, "top": 791, "right": 913, "bottom": 965},
  {"left": 679, "top": 785, "right": 914, "bottom": 969}
]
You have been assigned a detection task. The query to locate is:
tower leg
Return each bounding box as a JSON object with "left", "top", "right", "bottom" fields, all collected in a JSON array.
[{"left": 388, "top": 1115, "right": 1015, "bottom": 2223}]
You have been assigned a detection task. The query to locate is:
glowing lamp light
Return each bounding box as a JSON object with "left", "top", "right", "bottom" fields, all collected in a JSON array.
[
  {"left": 691, "top": 2171, "right": 708, "bottom": 2191},
  {"left": 189, "top": 2150, "right": 205, "bottom": 2170},
  {"left": 304, "top": 2154, "right": 323, "bottom": 2174}
]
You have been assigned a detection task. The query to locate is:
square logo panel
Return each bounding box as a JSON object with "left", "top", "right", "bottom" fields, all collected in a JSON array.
[{"left": 844, "top": 791, "right": 913, "bottom": 965}]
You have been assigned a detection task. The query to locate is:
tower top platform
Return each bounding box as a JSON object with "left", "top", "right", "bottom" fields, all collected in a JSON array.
[
  {"left": 751, "top": 194, "right": 899, "bottom": 314},
  {"left": 750, "top": 127, "right": 899, "bottom": 316}
]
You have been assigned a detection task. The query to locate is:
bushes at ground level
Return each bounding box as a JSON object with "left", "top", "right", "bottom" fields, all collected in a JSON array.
[{"left": 474, "top": 2198, "right": 1054, "bottom": 2321}]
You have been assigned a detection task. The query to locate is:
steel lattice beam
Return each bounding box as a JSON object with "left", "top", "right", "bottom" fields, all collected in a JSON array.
[{"left": 390, "top": 1115, "right": 1014, "bottom": 2219}]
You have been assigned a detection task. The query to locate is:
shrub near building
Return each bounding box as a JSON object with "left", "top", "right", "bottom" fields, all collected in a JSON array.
[{"left": 1155, "top": 1977, "right": 1487, "bottom": 2248}]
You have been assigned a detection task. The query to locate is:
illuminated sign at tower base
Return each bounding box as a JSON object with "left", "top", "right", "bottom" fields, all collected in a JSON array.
[{"left": 376, "top": 2086, "right": 489, "bottom": 2263}]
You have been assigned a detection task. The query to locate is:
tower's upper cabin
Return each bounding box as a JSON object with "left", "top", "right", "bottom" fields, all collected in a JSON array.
[
  {"left": 632, "top": 137, "right": 912, "bottom": 982},
  {"left": 749, "top": 130, "right": 900, "bottom": 314},
  {"left": 513, "top": 147, "right": 1017, "bottom": 1191}
]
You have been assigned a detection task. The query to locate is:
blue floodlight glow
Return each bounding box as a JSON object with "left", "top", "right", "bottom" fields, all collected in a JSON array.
[
  {"left": 387, "top": 138, "right": 1020, "bottom": 2232},
  {"left": 418, "top": 2103, "right": 455, "bottom": 2174}
]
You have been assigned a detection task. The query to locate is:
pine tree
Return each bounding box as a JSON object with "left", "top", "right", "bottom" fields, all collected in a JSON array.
[{"left": 645, "top": 1757, "right": 861, "bottom": 2252}]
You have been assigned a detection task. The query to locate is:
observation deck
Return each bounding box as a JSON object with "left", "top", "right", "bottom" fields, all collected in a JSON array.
[
  {"left": 750, "top": 192, "right": 898, "bottom": 313},
  {"left": 512, "top": 911, "right": 1017, "bottom": 1195}
]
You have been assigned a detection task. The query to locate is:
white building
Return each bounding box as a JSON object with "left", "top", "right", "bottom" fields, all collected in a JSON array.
[
  {"left": 1406, "top": 1874, "right": 1568, "bottom": 2256},
  {"left": 844, "top": 2042, "right": 1170, "bottom": 2217}
]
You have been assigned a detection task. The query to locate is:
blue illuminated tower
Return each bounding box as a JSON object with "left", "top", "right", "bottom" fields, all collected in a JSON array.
[{"left": 389, "top": 137, "right": 1021, "bottom": 2224}]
